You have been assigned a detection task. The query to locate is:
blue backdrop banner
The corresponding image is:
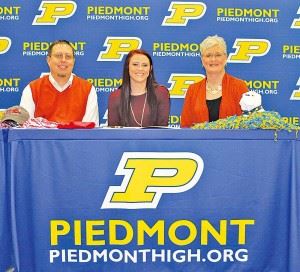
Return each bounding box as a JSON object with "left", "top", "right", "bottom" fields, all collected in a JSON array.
[
  {"left": 1, "top": 1, "right": 300, "bottom": 127},
  {"left": 5, "top": 129, "right": 300, "bottom": 271}
]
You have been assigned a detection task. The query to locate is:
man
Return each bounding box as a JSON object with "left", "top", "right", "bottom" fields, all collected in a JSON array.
[{"left": 20, "top": 40, "right": 99, "bottom": 126}]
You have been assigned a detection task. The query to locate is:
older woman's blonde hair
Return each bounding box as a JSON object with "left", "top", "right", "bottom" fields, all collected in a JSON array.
[{"left": 200, "top": 35, "right": 227, "bottom": 55}]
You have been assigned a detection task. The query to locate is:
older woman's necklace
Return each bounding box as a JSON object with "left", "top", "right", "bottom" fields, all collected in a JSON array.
[
  {"left": 130, "top": 92, "right": 147, "bottom": 127},
  {"left": 206, "top": 82, "right": 222, "bottom": 95}
]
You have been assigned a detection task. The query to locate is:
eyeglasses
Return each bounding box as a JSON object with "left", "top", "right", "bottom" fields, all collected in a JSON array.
[
  {"left": 203, "top": 53, "right": 225, "bottom": 59},
  {"left": 50, "top": 53, "right": 74, "bottom": 61}
]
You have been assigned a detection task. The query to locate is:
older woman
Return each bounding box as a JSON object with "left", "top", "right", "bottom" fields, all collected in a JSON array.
[
  {"left": 108, "top": 49, "right": 170, "bottom": 127},
  {"left": 180, "top": 35, "right": 248, "bottom": 127}
]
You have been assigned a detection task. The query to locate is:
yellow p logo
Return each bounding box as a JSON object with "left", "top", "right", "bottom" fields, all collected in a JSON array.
[
  {"left": 168, "top": 73, "right": 205, "bottom": 98},
  {"left": 97, "top": 37, "right": 142, "bottom": 61},
  {"left": 32, "top": 1, "right": 77, "bottom": 25},
  {"left": 162, "top": 2, "right": 206, "bottom": 26},
  {"left": 102, "top": 152, "right": 204, "bottom": 209},
  {"left": 291, "top": 7, "right": 300, "bottom": 28},
  {"left": 228, "top": 39, "right": 271, "bottom": 63},
  {"left": 290, "top": 77, "right": 300, "bottom": 100},
  {"left": 0, "top": 37, "right": 11, "bottom": 54}
]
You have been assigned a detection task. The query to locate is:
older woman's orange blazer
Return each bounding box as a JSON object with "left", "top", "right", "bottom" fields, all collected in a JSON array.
[{"left": 180, "top": 73, "right": 248, "bottom": 128}]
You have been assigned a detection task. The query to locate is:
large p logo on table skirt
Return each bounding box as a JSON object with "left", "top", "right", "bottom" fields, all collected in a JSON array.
[{"left": 101, "top": 152, "right": 204, "bottom": 209}]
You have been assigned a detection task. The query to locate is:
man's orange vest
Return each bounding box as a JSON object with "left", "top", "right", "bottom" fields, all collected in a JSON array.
[{"left": 30, "top": 75, "right": 91, "bottom": 123}]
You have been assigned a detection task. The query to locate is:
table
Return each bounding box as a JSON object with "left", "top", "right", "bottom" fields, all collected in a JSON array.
[
  {"left": 2, "top": 129, "right": 300, "bottom": 271},
  {"left": 0, "top": 129, "right": 14, "bottom": 272}
]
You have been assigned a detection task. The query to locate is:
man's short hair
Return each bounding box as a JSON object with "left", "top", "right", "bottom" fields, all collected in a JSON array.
[{"left": 48, "top": 40, "right": 74, "bottom": 57}]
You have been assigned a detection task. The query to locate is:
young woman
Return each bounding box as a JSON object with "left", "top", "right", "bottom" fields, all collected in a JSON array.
[{"left": 108, "top": 49, "right": 170, "bottom": 127}]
